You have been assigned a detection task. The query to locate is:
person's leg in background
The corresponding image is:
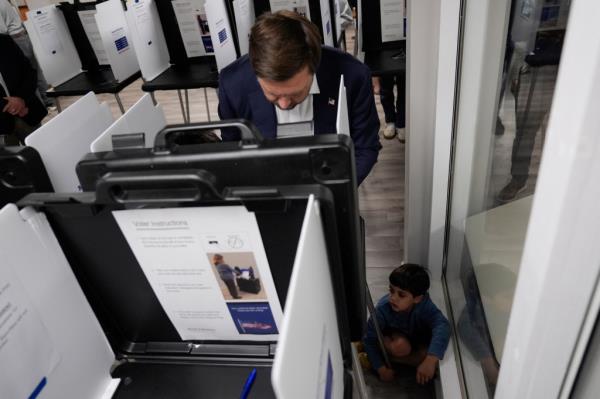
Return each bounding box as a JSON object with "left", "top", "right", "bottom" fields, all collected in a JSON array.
[
  {"left": 13, "top": 118, "right": 39, "bottom": 144},
  {"left": 395, "top": 71, "right": 406, "bottom": 142},
  {"left": 11, "top": 32, "right": 54, "bottom": 108},
  {"left": 380, "top": 75, "right": 397, "bottom": 139}
]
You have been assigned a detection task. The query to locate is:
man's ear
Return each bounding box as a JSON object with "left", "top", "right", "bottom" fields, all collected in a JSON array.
[{"left": 413, "top": 294, "right": 424, "bottom": 304}]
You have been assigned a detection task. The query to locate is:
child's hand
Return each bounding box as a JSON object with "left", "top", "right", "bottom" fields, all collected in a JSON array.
[
  {"left": 416, "top": 355, "right": 439, "bottom": 385},
  {"left": 372, "top": 77, "right": 381, "bottom": 95},
  {"left": 377, "top": 365, "right": 395, "bottom": 382}
]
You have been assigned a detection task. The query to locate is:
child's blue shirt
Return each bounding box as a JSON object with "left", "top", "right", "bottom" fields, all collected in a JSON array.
[{"left": 363, "top": 293, "right": 450, "bottom": 370}]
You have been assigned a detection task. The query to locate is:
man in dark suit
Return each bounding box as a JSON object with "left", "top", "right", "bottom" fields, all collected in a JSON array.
[
  {"left": 0, "top": 34, "right": 47, "bottom": 143},
  {"left": 218, "top": 11, "right": 381, "bottom": 184}
]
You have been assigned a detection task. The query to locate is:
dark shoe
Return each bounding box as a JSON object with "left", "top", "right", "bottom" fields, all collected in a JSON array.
[{"left": 497, "top": 179, "right": 526, "bottom": 202}]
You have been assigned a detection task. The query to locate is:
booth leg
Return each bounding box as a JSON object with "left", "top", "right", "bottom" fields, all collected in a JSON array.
[
  {"left": 351, "top": 342, "right": 369, "bottom": 399},
  {"left": 365, "top": 284, "right": 392, "bottom": 369},
  {"left": 203, "top": 88, "right": 211, "bottom": 122},
  {"left": 185, "top": 89, "right": 191, "bottom": 123},
  {"left": 115, "top": 93, "right": 125, "bottom": 114},
  {"left": 177, "top": 89, "right": 188, "bottom": 124}
]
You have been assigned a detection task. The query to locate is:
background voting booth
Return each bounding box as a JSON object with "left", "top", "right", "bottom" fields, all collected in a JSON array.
[
  {"left": 358, "top": 0, "right": 406, "bottom": 76},
  {"left": 24, "top": 92, "right": 115, "bottom": 192},
  {"left": 90, "top": 93, "right": 167, "bottom": 152},
  {"left": 0, "top": 92, "right": 165, "bottom": 202},
  {"left": 0, "top": 121, "right": 364, "bottom": 398},
  {"left": 135, "top": 0, "right": 240, "bottom": 124},
  {"left": 25, "top": 0, "right": 141, "bottom": 113},
  {"left": 253, "top": 0, "right": 340, "bottom": 47},
  {"left": 19, "top": 93, "right": 167, "bottom": 194}
]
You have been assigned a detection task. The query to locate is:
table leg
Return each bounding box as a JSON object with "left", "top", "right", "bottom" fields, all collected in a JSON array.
[
  {"left": 351, "top": 341, "right": 369, "bottom": 399},
  {"left": 150, "top": 91, "right": 157, "bottom": 105},
  {"left": 115, "top": 93, "right": 125, "bottom": 114},
  {"left": 185, "top": 89, "right": 191, "bottom": 123},
  {"left": 55, "top": 98, "right": 62, "bottom": 113},
  {"left": 366, "top": 283, "right": 392, "bottom": 369},
  {"left": 203, "top": 87, "right": 211, "bottom": 122},
  {"left": 177, "top": 89, "right": 188, "bottom": 124}
]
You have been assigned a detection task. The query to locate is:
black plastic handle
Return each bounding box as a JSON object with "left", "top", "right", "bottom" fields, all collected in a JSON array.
[
  {"left": 95, "top": 170, "right": 222, "bottom": 204},
  {"left": 153, "top": 119, "right": 264, "bottom": 148}
]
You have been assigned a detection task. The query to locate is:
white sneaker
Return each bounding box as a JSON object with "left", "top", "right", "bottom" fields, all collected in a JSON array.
[
  {"left": 383, "top": 123, "right": 396, "bottom": 139},
  {"left": 396, "top": 128, "right": 406, "bottom": 143}
]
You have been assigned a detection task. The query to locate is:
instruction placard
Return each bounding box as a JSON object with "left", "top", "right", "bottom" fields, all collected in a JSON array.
[{"left": 112, "top": 206, "right": 283, "bottom": 341}]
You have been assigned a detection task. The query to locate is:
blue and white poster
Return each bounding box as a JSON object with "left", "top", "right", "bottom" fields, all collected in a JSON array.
[{"left": 227, "top": 302, "right": 279, "bottom": 335}]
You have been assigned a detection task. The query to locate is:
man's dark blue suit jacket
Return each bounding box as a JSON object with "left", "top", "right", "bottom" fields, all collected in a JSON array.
[{"left": 217, "top": 46, "right": 381, "bottom": 184}]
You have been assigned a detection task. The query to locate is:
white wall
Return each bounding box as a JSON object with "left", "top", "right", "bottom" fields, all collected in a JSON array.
[
  {"left": 426, "top": 0, "right": 462, "bottom": 279},
  {"left": 404, "top": 0, "right": 441, "bottom": 269}
]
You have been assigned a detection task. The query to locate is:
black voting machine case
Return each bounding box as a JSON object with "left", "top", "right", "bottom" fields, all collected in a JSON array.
[
  {"left": 17, "top": 121, "right": 365, "bottom": 397},
  {"left": 78, "top": 120, "right": 366, "bottom": 341},
  {"left": 0, "top": 145, "right": 53, "bottom": 208}
]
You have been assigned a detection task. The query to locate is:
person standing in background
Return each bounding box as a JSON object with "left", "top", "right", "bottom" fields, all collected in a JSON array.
[
  {"left": 0, "top": 33, "right": 48, "bottom": 143},
  {"left": 0, "top": 0, "right": 54, "bottom": 108},
  {"left": 378, "top": 72, "right": 406, "bottom": 141}
]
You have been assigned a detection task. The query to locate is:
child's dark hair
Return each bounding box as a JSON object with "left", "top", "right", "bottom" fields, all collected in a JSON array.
[{"left": 389, "top": 263, "right": 430, "bottom": 296}]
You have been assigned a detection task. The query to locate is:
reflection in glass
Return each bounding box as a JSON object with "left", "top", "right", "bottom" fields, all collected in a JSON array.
[{"left": 445, "top": 0, "right": 570, "bottom": 397}]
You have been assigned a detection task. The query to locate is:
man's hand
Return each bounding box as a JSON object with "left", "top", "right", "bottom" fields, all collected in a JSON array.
[
  {"left": 377, "top": 365, "right": 395, "bottom": 382},
  {"left": 416, "top": 355, "right": 439, "bottom": 385},
  {"left": 3, "top": 96, "right": 28, "bottom": 117}
]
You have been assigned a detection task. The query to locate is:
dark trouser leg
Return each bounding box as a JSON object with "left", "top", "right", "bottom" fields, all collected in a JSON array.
[
  {"left": 223, "top": 278, "right": 240, "bottom": 298},
  {"left": 379, "top": 75, "right": 396, "bottom": 124},
  {"left": 511, "top": 69, "right": 541, "bottom": 183},
  {"left": 13, "top": 118, "right": 39, "bottom": 145},
  {"left": 510, "top": 123, "right": 537, "bottom": 183},
  {"left": 12, "top": 33, "right": 51, "bottom": 105},
  {"left": 395, "top": 71, "right": 406, "bottom": 128}
]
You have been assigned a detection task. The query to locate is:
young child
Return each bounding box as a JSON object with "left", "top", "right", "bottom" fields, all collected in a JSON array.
[{"left": 363, "top": 264, "right": 450, "bottom": 384}]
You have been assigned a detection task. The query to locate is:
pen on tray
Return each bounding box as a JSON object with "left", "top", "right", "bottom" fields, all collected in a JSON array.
[{"left": 240, "top": 368, "right": 257, "bottom": 399}]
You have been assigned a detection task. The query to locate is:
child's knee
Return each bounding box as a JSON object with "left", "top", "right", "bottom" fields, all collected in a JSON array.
[{"left": 386, "top": 336, "right": 412, "bottom": 358}]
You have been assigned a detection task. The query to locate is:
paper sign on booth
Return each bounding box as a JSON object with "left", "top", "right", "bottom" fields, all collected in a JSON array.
[
  {"left": 0, "top": 261, "right": 60, "bottom": 399},
  {"left": 112, "top": 206, "right": 283, "bottom": 341}
]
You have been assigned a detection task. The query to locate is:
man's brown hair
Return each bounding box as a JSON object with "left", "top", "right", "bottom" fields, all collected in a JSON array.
[{"left": 249, "top": 10, "right": 322, "bottom": 81}]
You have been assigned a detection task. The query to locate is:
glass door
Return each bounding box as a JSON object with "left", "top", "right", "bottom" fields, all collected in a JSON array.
[{"left": 443, "top": 0, "right": 571, "bottom": 397}]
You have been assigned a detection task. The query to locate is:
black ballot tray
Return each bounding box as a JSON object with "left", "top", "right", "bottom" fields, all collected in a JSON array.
[
  {"left": 76, "top": 120, "right": 366, "bottom": 341},
  {"left": 0, "top": 145, "right": 53, "bottom": 208},
  {"left": 3, "top": 123, "right": 364, "bottom": 398}
]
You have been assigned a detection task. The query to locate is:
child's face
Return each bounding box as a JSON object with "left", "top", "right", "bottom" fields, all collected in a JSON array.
[
  {"left": 213, "top": 256, "right": 222, "bottom": 265},
  {"left": 388, "top": 284, "right": 423, "bottom": 312}
]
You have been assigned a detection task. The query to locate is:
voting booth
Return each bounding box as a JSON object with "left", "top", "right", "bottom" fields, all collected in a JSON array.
[
  {"left": 91, "top": 93, "right": 168, "bottom": 153},
  {"left": 24, "top": 0, "right": 141, "bottom": 113},
  {"left": 1, "top": 120, "right": 364, "bottom": 398},
  {"left": 253, "top": 0, "right": 340, "bottom": 47},
  {"left": 359, "top": 0, "right": 406, "bottom": 76},
  {"left": 135, "top": 0, "right": 242, "bottom": 123},
  {"left": 24, "top": 92, "right": 115, "bottom": 192}
]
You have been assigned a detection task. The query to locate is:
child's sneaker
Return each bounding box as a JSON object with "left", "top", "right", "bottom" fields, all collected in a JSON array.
[{"left": 354, "top": 341, "right": 365, "bottom": 352}]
